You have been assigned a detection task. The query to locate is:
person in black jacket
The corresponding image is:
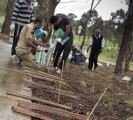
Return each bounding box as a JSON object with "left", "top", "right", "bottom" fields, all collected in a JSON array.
[
  {"left": 87, "top": 29, "right": 105, "bottom": 70},
  {"left": 50, "top": 15, "right": 73, "bottom": 74}
]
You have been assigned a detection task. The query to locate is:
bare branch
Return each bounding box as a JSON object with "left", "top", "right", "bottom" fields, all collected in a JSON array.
[
  {"left": 91, "top": 0, "right": 95, "bottom": 10},
  {"left": 60, "top": 0, "right": 77, "bottom": 3},
  {"left": 93, "top": 0, "right": 102, "bottom": 10}
]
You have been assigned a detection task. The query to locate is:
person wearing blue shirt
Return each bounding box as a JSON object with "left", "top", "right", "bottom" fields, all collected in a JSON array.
[{"left": 70, "top": 45, "right": 86, "bottom": 65}]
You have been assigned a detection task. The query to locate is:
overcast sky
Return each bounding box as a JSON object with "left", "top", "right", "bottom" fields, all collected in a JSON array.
[{"left": 55, "top": 0, "right": 128, "bottom": 20}]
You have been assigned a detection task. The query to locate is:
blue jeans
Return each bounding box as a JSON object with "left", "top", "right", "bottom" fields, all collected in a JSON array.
[{"left": 71, "top": 55, "right": 85, "bottom": 65}]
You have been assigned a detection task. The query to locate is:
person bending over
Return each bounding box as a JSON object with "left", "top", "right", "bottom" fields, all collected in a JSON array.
[{"left": 50, "top": 15, "right": 73, "bottom": 74}]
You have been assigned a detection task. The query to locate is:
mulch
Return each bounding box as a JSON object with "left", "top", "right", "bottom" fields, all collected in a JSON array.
[{"left": 32, "top": 62, "right": 133, "bottom": 120}]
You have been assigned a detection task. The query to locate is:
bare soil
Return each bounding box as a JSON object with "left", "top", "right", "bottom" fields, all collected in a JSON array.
[{"left": 32, "top": 62, "right": 133, "bottom": 120}]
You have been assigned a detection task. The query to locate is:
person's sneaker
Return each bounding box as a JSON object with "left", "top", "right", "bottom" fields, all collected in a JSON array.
[
  {"left": 11, "top": 55, "right": 16, "bottom": 59},
  {"left": 94, "top": 67, "right": 99, "bottom": 70},
  {"left": 11, "top": 55, "right": 16, "bottom": 63},
  {"left": 11, "top": 55, "right": 16, "bottom": 61},
  {"left": 88, "top": 68, "right": 92, "bottom": 71},
  {"left": 56, "top": 68, "right": 61, "bottom": 74},
  {"left": 55, "top": 67, "right": 58, "bottom": 71},
  {"left": 15, "top": 56, "right": 21, "bottom": 64}
]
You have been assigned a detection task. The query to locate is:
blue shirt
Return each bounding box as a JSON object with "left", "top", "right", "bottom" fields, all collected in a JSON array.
[{"left": 35, "top": 29, "right": 44, "bottom": 39}]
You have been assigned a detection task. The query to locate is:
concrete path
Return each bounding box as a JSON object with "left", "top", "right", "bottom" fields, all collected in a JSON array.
[{"left": 0, "top": 40, "right": 31, "bottom": 120}]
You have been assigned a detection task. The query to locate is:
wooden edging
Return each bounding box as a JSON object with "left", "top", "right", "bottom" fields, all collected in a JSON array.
[
  {"left": 7, "top": 91, "right": 72, "bottom": 110},
  {"left": 25, "top": 69, "right": 63, "bottom": 81},
  {"left": 24, "top": 67, "right": 61, "bottom": 80},
  {"left": 18, "top": 100, "right": 89, "bottom": 120},
  {"left": 26, "top": 73, "right": 66, "bottom": 85},
  {"left": 24, "top": 80, "right": 79, "bottom": 100},
  {"left": 12, "top": 106, "right": 54, "bottom": 120}
]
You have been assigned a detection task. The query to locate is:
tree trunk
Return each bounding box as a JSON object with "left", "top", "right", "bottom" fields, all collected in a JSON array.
[
  {"left": 114, "top": 0, "right": 133, "bottom": 74},
  {"left": 80, "top": 22, "right": 87, "bottom": 50},
  {"left": 113, "top": 40, "right": 117, "bottom": 48},
  {"left": 80, "top": 0, "right": 95, "bottom": 50},
  {"left": 124, "top": 44, "right": 133, "bottom": 72},
  {"left": 43, "top": 0, "right": 60, "bottom": 30},
  {"left": 42, "top": 0, "right": 60, "bottom": 43},
  {"left": 1, "top": 0, "right": 15, "bottom": 35}
]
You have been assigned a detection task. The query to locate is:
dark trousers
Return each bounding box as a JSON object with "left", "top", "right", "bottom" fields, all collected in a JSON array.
[
  {"left": 88, "top": 49, "right": 100, "bottom": 70},
  {"left": 11, "top": 24, "right": 23, "bottom": 55},
  {"left": 53, "top": 39, "right": 73, "bottom": 69}
]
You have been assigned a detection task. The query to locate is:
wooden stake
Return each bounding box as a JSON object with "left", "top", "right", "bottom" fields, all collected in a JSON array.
[
  {"left": 7, "top": 91, "right": 72, "bottom": 110},
  {"left": 25, "top": 70, "right": 61, "bottom": 80},
  {"left": 57, "top": 60, "right": 64, "bottom": 103},
  {"left": 50, "top": 26, "right": 57, "bottom": 75},
  {"left": 48, "top": 52, "right": 53, "bottom": 74},
  {"left": 86, "top": 87, "right": 108, "bottom": 120},
  {"left": 18, "top": 100, "right": 88, "bottom": 120},
  {"left": 24, "top": 67, "right": 61, "bottom": 80},
  {"left": 12, "top": 106, "right": 54, "bottom": 120},
  {"left": 24, "top": 80, "right": 79, "bottom": 100},
  {"left": 26, "top": 73, "right": 66, "bottom": 85},
  {"left": 50, "top": 51, "right": 58, "bottom": 75}
]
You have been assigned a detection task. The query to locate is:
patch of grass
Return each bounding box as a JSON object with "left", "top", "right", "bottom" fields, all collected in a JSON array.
[
  {"left": 117, "top": 93, "right": 126, "bottom": 96},
  {"left": 73, "top": 35, "right": 133, "bottom": 70},
  {"left": 102, "top": 93, "right": 114, "bottom": 111},
  {"left": 0, "top": 16, "right": 4, "bottom": 30},
  {"left": 125, "top": 100, "right": 133, "bottom": 107},
  {"left": 126, "top": 117, "right": 133, "bottom": 120},
  {"left": 89, "top": 84, "right": 95, "bottom": 93}
]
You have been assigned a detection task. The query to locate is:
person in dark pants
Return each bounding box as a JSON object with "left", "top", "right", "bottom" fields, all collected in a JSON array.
[
  {"left": 11, "top": 0, "right": 34, "bottom": 58},
  {"left": 70, "top": 45, "right": 86, "bottom": 65},
  {"left": 87, "top": 29, "right": 105, "bottom": 70},
  {"left": 50, "top": 15, "right": 73, "bottom": 74}
]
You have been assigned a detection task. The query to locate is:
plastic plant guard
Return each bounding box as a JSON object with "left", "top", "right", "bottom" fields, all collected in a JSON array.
[
  {"left": 122, "top": 76, "right": 131, "bottom": 81},
  {"left": 54, "top": 28, "right": 69, "bottom": 45},
  {"left": 9, "top": 36, "right": 13, "bottom": 44},
  {"left": 106, "top": 61, "right": 110, "bottom": 66},
  {"left": 97, "top": 62, "right": 103, "bottom": 66},
  {"left": 44, "top": 26, "right": 56, "bottom": 68}
]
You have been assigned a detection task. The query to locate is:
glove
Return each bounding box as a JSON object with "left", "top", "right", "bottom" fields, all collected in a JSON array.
[
  {"left": 10, "top": 24, "right": 15, "bottom": 31},
  {"left": 56, "top": 38, "right": 62, "bottom": 43},
  {"left": 43, "top": 31, "right": 48, "bottom": 38}
]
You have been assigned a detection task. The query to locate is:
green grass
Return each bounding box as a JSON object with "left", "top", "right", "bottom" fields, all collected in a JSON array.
[
  {"left": 0, "top": 16, "right": 4, "bottom": 30},
  {"left": 73, "top": 35, "right": 133, "bottom": 70}
]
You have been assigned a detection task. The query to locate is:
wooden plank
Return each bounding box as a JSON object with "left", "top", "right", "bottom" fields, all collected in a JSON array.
[
  {"left": 12, "top": 106, "right": 54, "bottom": 120},
  {"left": 24, "top": 80, "right": 79, "bottom": 100},
  {"left": 7, "top": 91, "right": 72, "bottom": 110},
  {"left": 18, "top": 100, "right": 88, "bottom": 120},
  {"left": 26, "top": 73, "right": 66, "bottom": 85},
  {"left": 24, "top": 67, "right": 61, "bottom": 80},
  {"left": 25, "top": 69, "right": 63, "bottom": 81},
  {"left": 0, "top": 67, "right": 22, "bottom": 73}
]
